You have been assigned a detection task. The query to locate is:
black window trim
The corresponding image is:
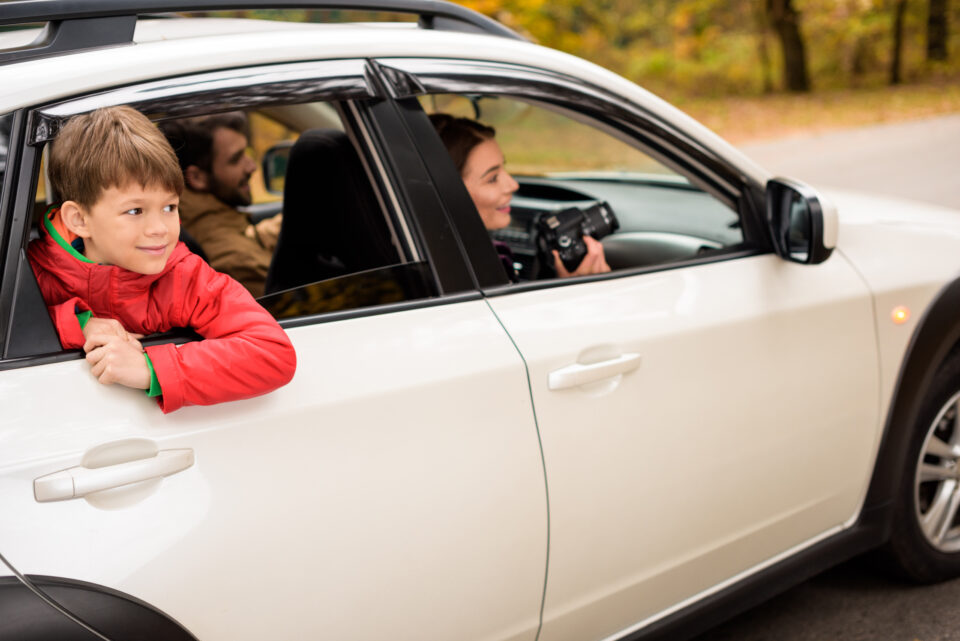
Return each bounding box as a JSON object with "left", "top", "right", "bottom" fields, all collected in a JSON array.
[{"left": 29, "top": 58, "right": 378, "bottom": 145}]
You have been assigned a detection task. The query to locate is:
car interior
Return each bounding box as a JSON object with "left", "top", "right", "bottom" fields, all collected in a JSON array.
[{"left": 21, "top": 87, "right": 751, "bottom": 331}]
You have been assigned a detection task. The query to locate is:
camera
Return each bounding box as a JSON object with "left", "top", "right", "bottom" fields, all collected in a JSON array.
[{"left": 535, "top": 201, "right": 619, "bottom": 272}]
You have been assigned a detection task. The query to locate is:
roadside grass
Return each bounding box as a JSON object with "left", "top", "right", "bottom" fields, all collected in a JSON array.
[{"left": 674, "top": 77, "right": 960, "bottom": 144}]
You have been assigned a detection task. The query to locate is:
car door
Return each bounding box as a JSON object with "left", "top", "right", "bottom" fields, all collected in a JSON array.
[
  {"left": 0, "top": 64, "right": 547, "bottom": 641},
  {"left": 391, "top": 61, "right": 882, "bottom": 641}
]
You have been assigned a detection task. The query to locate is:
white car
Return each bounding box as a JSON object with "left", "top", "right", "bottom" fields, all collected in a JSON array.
[{"left": 2, "top": 2, "right": 960, "bottom": 640}]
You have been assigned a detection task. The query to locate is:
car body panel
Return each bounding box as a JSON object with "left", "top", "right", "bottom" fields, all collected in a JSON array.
[
  {"left": 0, "top": 301, "right": 547, "bottom": 641},
  {"left": 827, "top": 190, "right": 960, "bottom": 454},
  {"left": 486, "top": 252, "right": 879, "bottom": 641}
]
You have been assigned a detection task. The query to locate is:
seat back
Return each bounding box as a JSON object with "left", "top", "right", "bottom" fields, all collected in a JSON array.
[{"left": 265, "top": 129, "right": 398, "bottom": 294}]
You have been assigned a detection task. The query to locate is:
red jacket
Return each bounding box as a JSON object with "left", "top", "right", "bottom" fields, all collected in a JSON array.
[{"left": 28, "top": 229, "right": 296, "bottom": 413}]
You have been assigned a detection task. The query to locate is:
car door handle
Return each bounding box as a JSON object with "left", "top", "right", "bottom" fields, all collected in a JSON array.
[
  {"left": 548, "top": 353, "right": 641, "bottom": 390},
  {"left": 34, "top": 449, "right": 195, "bottom": 503}
]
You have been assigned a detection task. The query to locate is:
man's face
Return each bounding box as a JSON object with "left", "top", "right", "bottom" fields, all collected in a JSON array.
[
  {"left": 78, "top": 183, "right": 181, "bottom": 275},
  {"left": 206, "top": 126, "right": 256, "bottom": 207}
]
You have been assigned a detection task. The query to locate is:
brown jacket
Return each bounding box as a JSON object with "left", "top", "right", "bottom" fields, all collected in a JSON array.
[{"left": 179, "top": 189, "right": 273, "bottom": 298}]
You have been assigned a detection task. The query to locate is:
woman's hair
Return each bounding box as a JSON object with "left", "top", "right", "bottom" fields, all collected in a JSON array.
[
  {"left": 49, "top": 106, "right": 184, "bottom": 207},
  {"left": 429, "top": 113, "right": 496, "bottom": 175}
]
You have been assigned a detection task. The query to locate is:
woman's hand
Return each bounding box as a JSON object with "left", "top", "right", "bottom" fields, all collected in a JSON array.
[{"left": 553, "top": 236, "right": 611, "bottom": 278}]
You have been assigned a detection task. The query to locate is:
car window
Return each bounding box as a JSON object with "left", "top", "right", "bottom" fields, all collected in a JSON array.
[
  {"left": 421, "top": 94, "right": 745, "bottom": 281},
  {"left": 26, "top": 100, "right": 437, "bottom": 336}
]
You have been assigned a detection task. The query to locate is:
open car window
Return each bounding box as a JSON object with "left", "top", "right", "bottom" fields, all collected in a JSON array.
[
  {"left": 2, "top": 60, "right": 485, "bottom": 362},
  {"left": 420, "top": 93, "right": 745, "bottom": 281}
]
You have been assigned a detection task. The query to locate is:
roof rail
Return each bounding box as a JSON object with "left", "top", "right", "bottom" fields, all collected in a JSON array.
[{"left": 0, "top": 0, "right": 525, "bottom": 65}]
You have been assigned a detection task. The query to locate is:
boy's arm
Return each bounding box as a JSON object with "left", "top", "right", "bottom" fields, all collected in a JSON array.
[
  {"left": 47, "top": 297, "right": 92, "bottom": 349},
  {"left": 144, "top": 258, "right": 296, "bottom": 413}
]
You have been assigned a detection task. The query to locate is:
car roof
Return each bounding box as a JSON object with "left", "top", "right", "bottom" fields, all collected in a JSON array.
[{"left": 0, "top": 13, "right": 768, "bottom": 184}]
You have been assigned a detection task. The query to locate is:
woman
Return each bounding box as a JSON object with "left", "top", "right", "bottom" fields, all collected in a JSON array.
[{"left": 430, "top": 113, "right": 609, "bottom": 278}]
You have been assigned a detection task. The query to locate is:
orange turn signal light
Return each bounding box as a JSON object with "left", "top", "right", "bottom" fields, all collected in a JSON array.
[{"left": 891, "top": 306, "right": 910, "bottom": 324}]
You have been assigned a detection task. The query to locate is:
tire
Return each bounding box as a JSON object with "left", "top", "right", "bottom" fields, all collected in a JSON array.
[{"left": 887, "top": 347, "right": 960, "bottom": 582}]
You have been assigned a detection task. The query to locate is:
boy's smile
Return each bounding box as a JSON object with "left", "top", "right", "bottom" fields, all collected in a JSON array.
[{"left": 74, "top": 183, "right": 181, "bottom": 274}]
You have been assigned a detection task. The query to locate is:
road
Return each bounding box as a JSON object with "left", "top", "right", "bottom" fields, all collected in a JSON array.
[
  {"left": 690, "top": 114, "right": 960, "bottom": 641},
  {"left": 738, "top": 113, "right": 960, "bottom": 209}
]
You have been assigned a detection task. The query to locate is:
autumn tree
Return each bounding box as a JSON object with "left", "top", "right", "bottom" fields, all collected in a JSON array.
[
  {"left": 891, "top": 0, "right": 909, "bottom": 84},
  {"left": 766, "top": 0, "right": 811, "bottom": 91},
  {"left": 927, "top": 0, "right": 949, "bottom": 60}
]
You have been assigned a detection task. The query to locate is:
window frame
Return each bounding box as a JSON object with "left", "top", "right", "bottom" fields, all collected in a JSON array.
[
  {"left": 379, "top": 57, "right": 772, "bottom": 291},
  {"left": 0, "top": 59, "right": 484, "bottom": 367}
]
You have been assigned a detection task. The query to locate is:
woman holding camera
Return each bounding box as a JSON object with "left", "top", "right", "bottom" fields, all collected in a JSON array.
[{"left": 429, "top": 114, "right": 610, "bottom": 278}]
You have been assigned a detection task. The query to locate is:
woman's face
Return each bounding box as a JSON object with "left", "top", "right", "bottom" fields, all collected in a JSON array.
[{"left": 461, "top": 138, "right": 519, "bottom": 230}]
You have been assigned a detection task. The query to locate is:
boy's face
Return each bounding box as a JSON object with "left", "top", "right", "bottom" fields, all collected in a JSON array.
[{"left": 71, "top": 183, "right": 181, "bottom": 275}]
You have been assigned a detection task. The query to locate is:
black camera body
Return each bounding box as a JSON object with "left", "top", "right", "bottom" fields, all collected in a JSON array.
[{"left": 535, "top": 202, "right": 619, "bottom": 272}]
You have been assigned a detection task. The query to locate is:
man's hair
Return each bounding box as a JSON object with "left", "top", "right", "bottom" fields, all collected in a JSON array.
[
  {"left": 158, "top": 111, "right": 250, "bottom": 173},
  {"left": 49, "top": 106, "right": 184, "bottom": 208},
  {"left": 429, "top": 113, "right": 496, "bottom": 175}
]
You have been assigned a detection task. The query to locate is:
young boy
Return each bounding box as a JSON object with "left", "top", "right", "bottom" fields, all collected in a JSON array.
[{"left": 27, "top": 106, "right": 296, "bottom": 413}]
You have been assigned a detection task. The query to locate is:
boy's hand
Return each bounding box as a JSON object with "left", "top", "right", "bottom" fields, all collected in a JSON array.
[
  {"left": 84, "top": 335, "right": 151, "bottom": 390},
  {"left": 82, "top": 317, "right": 144, "bottom": 345}
]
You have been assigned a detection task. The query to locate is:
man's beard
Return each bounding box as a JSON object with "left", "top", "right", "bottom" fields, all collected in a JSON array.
[{"left": 209, "top": 176, "right": 252, "bottom": 208}]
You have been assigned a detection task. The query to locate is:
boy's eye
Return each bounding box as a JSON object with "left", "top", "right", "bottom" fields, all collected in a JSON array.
[
  {"left": 124, "top": 208, "right": 143, "bottom": 216},
  {"left": 163, "top": 204, "right": 178, "bottom": 214}
]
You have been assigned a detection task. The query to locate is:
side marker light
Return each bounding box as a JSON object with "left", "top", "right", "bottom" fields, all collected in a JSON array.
[{"left": 892, "top": 306, "right": 910, "bottom": 324}]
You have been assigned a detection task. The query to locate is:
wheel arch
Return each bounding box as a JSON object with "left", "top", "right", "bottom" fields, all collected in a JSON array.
[
  {"left": 862, "top": 274, "right": 960, "bottom": 530},
  {"left": 0, "top": 575, "right": 198, "bottom": 641}
]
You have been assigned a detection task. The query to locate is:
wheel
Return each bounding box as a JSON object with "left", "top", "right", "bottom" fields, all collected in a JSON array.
[{"left": 887, "top": 348, "right": 960, "bottom": 582}]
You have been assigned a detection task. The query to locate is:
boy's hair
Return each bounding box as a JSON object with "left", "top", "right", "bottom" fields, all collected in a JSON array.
[
  {"left": 429, "top": 113, "right": 496, "bottom": 175},
  {"left": 49, "top": 106, "right": 184, "bottom": 208},
  {"left": 158, "top": 111, "right": 250, "bottom": 173}
]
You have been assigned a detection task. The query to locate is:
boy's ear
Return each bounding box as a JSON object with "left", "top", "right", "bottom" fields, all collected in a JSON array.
[
  {"left": 184, "top": 165, "right": 209, "bottom": 192},
  {"left": 60, "top": 201, "right": 92, "bottom": 239}
]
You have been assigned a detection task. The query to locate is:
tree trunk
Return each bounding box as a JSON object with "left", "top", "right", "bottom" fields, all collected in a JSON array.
[
  {"left": 891, "top": 0, "right": 908, "bottom": 84},
  {"left": 754, "top": 0, "right": 774, "bottom": 93},
  {"left": 766, "top": 0, "right": 811, "bottom": 91},
  {"left": 927, "top": 0, "right": 949, "bottom": 61}
]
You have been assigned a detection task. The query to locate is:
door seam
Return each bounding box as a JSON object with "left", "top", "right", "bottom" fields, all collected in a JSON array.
[{"left": 483, "top": 298, "right": 551, "bottom": 641}]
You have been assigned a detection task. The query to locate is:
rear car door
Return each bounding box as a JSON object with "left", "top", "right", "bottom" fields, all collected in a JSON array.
[
  {"left": 0, "top": 63, "right": 547, "bottom": 641},
  {"left": 390, "top": 59, "right": 882, "bottom": 641}
]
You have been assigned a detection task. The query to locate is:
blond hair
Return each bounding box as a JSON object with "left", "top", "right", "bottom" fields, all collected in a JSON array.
[{"left": 49, "top": 106, "right": 184, "bottom": 207}]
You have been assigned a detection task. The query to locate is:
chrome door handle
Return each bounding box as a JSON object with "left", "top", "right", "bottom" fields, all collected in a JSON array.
[
  {"left": 548, "top": 353, "right": 641, "bottom": 390},
  {"left": 34, "top": 449, "right": 195, "bottom": 502}
]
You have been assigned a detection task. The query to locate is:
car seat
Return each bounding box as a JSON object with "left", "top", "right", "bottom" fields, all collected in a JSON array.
[{"left": 264, "top": 129, "right": 399, "bottom": 294}]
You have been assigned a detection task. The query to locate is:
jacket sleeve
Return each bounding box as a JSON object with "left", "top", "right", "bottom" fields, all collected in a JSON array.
[
  {"left": 49, "top": 297, "right": 91, "bottom": 350},
  {"left": 144, "top": 259, "right": 296, "bottom": 413}
]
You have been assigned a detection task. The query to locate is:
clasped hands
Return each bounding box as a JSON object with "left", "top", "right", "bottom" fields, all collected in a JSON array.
[{"left": 82, "top": 317, "right": 150, "bottom": 390}]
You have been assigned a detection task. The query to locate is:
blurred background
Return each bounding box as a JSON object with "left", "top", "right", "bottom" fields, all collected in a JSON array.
[
  {"left": 226, "top": 1, "right": 960, "bottom": 143},
  {"left": 455, "top": 0, "right": 960, "bottom": 142}
]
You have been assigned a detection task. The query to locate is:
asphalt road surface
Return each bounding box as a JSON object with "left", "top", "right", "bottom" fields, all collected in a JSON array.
[
  {"left": 739, "top": 113, "right": 960, "bottom": 209},
  {"left": 690, "top": 114, "right": 960, "bottom": 641}
]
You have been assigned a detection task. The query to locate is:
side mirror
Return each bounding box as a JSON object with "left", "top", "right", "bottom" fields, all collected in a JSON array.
[
  {"left": 766, "top": 177, "right": 837, "bottom": 265},
  {"left": 262, "top": 141, "right": 294, "bottom": 196}
]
